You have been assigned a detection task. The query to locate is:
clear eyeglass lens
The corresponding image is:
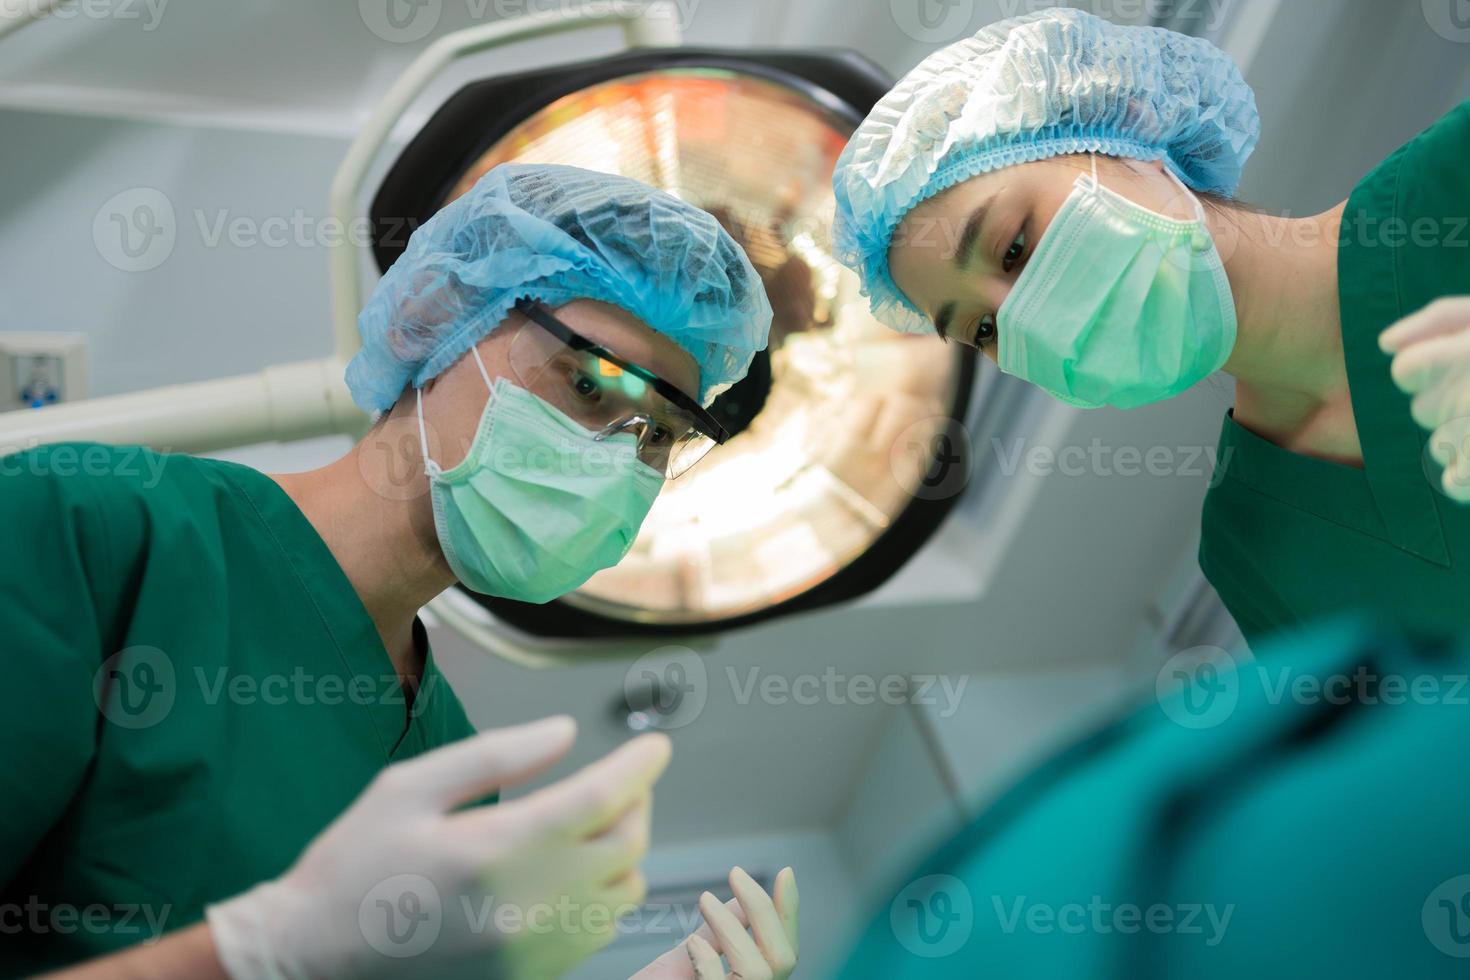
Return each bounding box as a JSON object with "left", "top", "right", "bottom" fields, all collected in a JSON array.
[{"left": 510, "top": 324, "right": 708, "bottom": 478}]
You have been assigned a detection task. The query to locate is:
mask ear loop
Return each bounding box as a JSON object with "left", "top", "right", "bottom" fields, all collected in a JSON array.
[
  {"left": 1089, "top": 151, "right": 1100, "bottom": 188},
  {"left": 415, "top": 386, "right": 439, "bottom": 478},
  {"left": 417, "top": 339, "right": 500, "bottom": 478},
  {"left": 467, "top": 342, "right": 496, "bottom": 393},
  {"left": 1164, "top": 166, "right": 1209, "bottom": 224}
]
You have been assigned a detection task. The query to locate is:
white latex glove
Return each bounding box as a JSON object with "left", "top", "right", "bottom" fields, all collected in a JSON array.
[
  {"left": 206, "top": 716, "right": 670, "bottom": 980},
  {"left": 632, "top": 867, "right": 798, "bottom": 980},
  {"left": 1381, "top": 297, "right": 1470, "bottom": 502}
]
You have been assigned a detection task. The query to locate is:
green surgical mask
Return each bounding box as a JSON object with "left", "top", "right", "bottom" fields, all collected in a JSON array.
[
  {"left": 997, "top": 158, "right": 1238, "bottom": 410},
  {"left": 417, "top": 348, "right": 664, "bottom": 604}
]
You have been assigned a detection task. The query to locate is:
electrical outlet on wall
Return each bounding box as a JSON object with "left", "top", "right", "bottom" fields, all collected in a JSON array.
[{"left": 0, "top": 334, "right": 88, "bottom": 410}]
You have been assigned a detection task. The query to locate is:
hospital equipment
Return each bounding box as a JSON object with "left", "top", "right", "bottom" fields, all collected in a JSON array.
[{"left": 0, "top": 3, "right": 981, "bottom": 660}]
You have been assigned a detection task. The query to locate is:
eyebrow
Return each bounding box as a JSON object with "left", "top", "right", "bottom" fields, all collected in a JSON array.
[
  {"left": 930, "top": 201, "right": 993, "bottom": 339},
  {"left": 954, "top": 202, "right": 990, "bottom": 272},
  {"left": 934, "top": 302, "right": 957, "bottom": 341}
]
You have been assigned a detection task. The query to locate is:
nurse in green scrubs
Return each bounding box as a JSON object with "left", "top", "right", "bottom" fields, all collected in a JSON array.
[
  {"left": 829, "top": 8, "right": 1470, "bottom": 647},
  {"left": 0, "top": 164, "right": 781, "bottom": 978},
  {"left": 832, "top": 617, "right": 1470, "bottom": 978}
]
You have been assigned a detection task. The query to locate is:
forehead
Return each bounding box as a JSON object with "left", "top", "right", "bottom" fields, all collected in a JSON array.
[
  {"left": 543, "top": 299, "right": 700, "bottom": 398},
  {"left": 887, "top": 182, "right": 981, "bottom": 314}
]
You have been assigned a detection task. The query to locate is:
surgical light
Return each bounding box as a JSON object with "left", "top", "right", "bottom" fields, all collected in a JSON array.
[{"left": 372, "top": 48, "right": 979, "bottom": 636}]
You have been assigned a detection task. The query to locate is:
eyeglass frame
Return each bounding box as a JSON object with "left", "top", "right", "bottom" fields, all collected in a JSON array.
[{"left": 513, "top": 298, "right": 730, "bottom": 445}]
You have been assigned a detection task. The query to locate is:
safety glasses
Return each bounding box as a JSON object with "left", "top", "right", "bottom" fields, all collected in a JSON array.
[{"left": 510, "top": 299, "right": 728, "bottom": 479}]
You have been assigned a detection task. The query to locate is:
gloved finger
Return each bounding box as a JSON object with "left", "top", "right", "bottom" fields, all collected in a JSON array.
[
  {"left": 1389, "top": 329, "right": 1470, "bottom": 397},
  {"left": 585, "top": 787, "right": 653, "bottom": 845},
  {"left": 512, "top": 802, "right": 651, "bottom": 894},
  {"left": 1380, "top": 297, "right": 1470, "bottom": 353},
  {"left": 575, "top": 824, "right": 651, "bottom": 888},
  {"left": 1428, "top": 417, "right": 1470, "bottom": 468},
  {"left": 1434, "top": 421, "right": 1470, "bottom": 504},
  {"left": 636, "top": 910, "right": 741, "bottom": 978},
  {"left": 687, "top": 933, "right": 726, "bottom": 980},
  {"left": 601, "top": 869, "right": 649, "bottom": 914},
  {"left": 728, "top": 867, "right": 796, "bottom": 974},
  {"left": 1407, "top": 365, "right": 1470, "bottom": 432},
  {"left": 699, "top": 890, "right": 769, "bottom": 980},
  {"left": 518, "top": 733, "right": 672, "bottom": 839},
  {"left": 1415, "top": 393, "right": 1470, "bottom": 437},
  {"left": 378, "top": 715, "right": 577, "bottom": 811},
  {"left": 773, "top": 866, "right": 800, "bottom": 954},
  {"left": 687, "top": 896, "right": 750, "bottom": 952},
  {"left": 588, "top": 796, "right": 653, "bottom": 883},
  {"left": 1444, "top": 452, "right": 1470, "bottom": 504},
  {"left": 564, "top": 872, "right": 646, "bottom": 951}
]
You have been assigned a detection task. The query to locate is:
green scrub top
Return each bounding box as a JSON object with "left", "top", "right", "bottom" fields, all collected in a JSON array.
[
  {"left": 0, "top": 443, "right": 477, "bottom": 975},
  {"left": 832, "top": 617, "right": 1470, "bottom": 978},
  {"left": 1200, "top": 102, "right": 1470, "bottom": 646}
]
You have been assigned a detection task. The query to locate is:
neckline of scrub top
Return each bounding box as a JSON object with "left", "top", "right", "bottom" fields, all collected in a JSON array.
[
  {"left": 1213, "top": 410, "right": 1389, "bottom": 539},
  {"left": 216, "top": 460, "right": 450, "bottom": 759},
  {"left": 1336, "top": 129, "right": 1451, "bottom": 566},
  {"left": 1212, "top": 129, "right": 1451, "bottom": 566}
]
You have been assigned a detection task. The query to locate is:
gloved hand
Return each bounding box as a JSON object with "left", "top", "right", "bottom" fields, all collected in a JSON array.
[
  {"left": 1380, "top": 297, "right": 1470, "bottom": 502},
  {"left": 631, "top": 867, "right": 798, "bottom": 980},
  {"left": 206, "top": 716, "right": 670, "bottom": 980}
]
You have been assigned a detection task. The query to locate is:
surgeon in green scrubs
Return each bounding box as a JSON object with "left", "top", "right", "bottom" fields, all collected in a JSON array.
[
  {"left": 829, "top": 8, "right": 1470, "bottom": 647},
  {"left": 0, "top": 164, "right": 776, "bottom": 978},
  {"left": 832, "top": 617, "right": 1470, "bottom": 978}
]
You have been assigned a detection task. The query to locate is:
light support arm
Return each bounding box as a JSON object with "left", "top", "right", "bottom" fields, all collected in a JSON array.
[
  {"left": 0, "top": 2, "right": 687, "bottom": 664},
  {"left": 328, "top": 1, "right": 682, "bottom": 362},
  {"left": 0, "top": 2, "right": 681, "bottom": 459}
]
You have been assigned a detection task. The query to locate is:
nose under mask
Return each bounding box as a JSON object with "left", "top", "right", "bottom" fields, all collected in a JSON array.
[
  {"left": 996, "top": 155, "right": 1238, "bottom": 410},
  {"left": 416, "top": 347, "right": 664, "bottom": 604}
]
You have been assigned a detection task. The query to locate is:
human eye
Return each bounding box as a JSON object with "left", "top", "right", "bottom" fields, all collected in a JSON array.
[
  {"left": 969, "top": 313, "right": 998, "bottom": 350},
  {"left": 565, "top": 366, "right": 601, "bottom": 402},
  {"left": 1001, "top": 228, "right": 1028, "bottom": 274}
]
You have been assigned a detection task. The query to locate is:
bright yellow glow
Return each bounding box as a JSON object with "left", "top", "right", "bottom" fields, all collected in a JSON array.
[{"left": 453, "top": 69, "right": 963, "bottom": 625}]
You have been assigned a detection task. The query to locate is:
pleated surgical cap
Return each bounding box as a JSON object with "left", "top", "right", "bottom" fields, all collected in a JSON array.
[
  {"left": 832, "top": 7, "right": 1261, "bottom": 334},
  {"left": 347, "top": 163, "right": 773, "bottom": 411}
]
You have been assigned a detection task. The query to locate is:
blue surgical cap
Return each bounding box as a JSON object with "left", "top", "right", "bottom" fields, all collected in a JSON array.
[
  {"left": 346, "top": 163, "right": 773, "bottom": 411},
  {"left": 832, "top": 8, "right": 1261, "bottom": 335}
]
